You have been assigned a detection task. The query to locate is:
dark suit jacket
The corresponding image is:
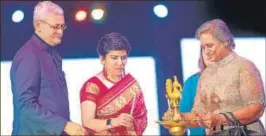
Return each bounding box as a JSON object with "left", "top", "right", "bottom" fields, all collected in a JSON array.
[{"left": 10, "top": 34, "right": 70, "bottom": 135}]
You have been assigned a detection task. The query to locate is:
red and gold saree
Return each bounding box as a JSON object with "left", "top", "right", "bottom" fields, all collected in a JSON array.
[{"left": 80, "top": 73, "right": 147, "bottom": 135}]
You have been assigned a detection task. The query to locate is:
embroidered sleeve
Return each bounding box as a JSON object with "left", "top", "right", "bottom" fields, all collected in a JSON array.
[
  {"left": 191, "top": 77, "right": 206, "bottom": 113},
  {"left": 80, "top": 82, "right": 100, "bottom": 103},
  {"left": 239, "top": 60, "right": 265, "bottom": 107}
]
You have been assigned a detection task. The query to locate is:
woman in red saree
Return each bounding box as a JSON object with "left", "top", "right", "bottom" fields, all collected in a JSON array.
[{"left": 80, "top": 32, "right": 147, "bottom": 135}]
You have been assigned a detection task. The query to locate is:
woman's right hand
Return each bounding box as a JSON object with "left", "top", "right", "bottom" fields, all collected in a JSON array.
[
  {"left": 111, "top": 113, "right": 133, "bottom": 128},
  {"left": 162, "top": 110, "right": 171, "bottom": 121},
  {"left": 200, "top": 112, "right": 222, "bottom": 129},
  {"left": 163, "top": 109, "right": 183, "bottom": 121}
]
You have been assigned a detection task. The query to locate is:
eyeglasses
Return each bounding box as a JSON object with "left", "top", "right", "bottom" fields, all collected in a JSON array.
[{"left": 39, "top": 20, "right": 67, "bottom": 31}]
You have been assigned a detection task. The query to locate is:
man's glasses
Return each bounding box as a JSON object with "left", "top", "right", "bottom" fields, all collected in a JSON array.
[{"left": 39, "top": 20, "right": 67, "bottom": 31}]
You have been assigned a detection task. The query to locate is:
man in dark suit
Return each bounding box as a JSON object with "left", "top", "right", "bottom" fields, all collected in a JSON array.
[{"left": 10, "top": 1, "right": 87, "bottom": 135}]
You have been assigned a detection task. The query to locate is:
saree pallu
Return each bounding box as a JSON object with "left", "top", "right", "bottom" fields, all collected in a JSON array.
[{"left": 80, "top": 74, "right": 147, "bottom": 135}]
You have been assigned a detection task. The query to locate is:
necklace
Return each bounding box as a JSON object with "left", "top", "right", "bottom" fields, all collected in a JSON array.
[{"left": 103, "top": 70, "right": 118, "bottom": 84}]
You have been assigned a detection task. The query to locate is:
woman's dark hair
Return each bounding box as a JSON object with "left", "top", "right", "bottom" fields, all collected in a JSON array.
[{"left": 97, "top": 32, "right": 132, "bottom": 57}]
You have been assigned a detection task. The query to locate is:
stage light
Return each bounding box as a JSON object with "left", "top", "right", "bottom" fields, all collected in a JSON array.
[
  {"left": 153, "top": 4, "right": 168, "bottom": 18},
  {"left": 75, "top": 10, "right": 87, "bottom": 22},
  {"left": 91, "top": 8, "right": 104, "bottom": 20},
  {"left": 12, "top": 10, "right": 24, "bottom": 23}
]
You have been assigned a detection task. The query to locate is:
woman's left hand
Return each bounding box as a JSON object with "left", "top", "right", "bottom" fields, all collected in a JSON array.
[{"left": 200, "top": 112, "right": 222, "bottom": 129}]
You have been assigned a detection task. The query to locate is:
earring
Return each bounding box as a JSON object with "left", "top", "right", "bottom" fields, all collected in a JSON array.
[{"left": 103, "top": 67, "right": 108, "bottom": 77}]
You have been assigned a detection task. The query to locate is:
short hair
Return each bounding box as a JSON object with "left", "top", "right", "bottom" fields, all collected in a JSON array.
[
  {"left": 195, "top": 19, "right": 236, "bottom": 50},
  {"left": 33, "top": 1, "right": 63, "bottom": 23},
  {"left": 97, "top": 32, "right": 132, "bottom": 57}
]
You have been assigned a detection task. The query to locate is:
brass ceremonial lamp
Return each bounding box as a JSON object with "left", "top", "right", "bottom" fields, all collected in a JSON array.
[{"left": 156, "top": 76, "right": 188, "bottom": 136}]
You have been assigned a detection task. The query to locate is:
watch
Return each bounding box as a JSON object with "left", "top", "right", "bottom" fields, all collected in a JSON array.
[{"left": 107, "top": 119, "right": 112, "bottom": 129}]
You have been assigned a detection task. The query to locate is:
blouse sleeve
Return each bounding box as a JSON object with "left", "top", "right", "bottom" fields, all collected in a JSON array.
[
  {"left": 239, "top": 60, "right": 265, "bottom": 107},
  {"left": 191, "top": 76, "right": 207, "bottom": 113},
  {"left": 80, "top": 81, "right": 100, "bottom": 103}
]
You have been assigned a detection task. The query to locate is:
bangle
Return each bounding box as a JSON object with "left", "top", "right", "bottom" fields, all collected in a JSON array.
[{"left": 107, "top": 119, "right": 112, "bottom": 129}]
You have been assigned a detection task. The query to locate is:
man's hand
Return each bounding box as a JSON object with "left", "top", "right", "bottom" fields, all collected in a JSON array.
[{"left": 64, "top": 121, "right": 88, "bottom": 136}]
